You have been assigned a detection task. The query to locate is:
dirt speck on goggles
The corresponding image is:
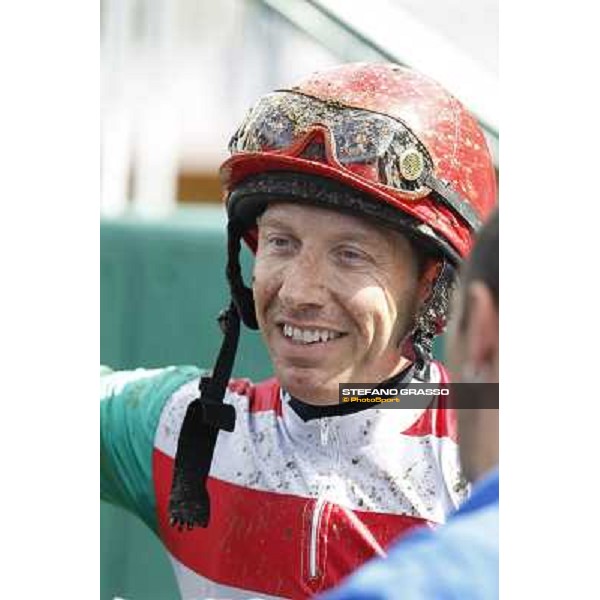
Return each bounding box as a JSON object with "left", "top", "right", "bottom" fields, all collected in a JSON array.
[
  {"left": 229, "top": 91, "right": 481, "bottom": 231},
  {"left": 229, "top": 91, "right": 432, "bottom": 193}
]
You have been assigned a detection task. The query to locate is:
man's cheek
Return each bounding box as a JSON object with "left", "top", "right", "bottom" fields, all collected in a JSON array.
[
  {"left": 252, "top": 262, "right": 270, "bottom": 296},
  {"left": 251, "top": 275, "right": 267, "bottom": 321}
]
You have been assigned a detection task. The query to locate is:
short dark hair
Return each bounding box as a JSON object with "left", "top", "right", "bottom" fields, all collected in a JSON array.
[{"left": 462, "top": 208, "right": 499, "bottom": 307}]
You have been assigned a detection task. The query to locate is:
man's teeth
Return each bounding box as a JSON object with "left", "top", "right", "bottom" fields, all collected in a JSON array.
[{"left": 282, "top": 324, "right": 342, "bottom": 344}]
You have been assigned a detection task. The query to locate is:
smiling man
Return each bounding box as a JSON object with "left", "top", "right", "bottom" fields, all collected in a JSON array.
[
  {"left": 101, "top": 63, "right": 497, "bottom": 599},
  {"left": 254, "top": 203, "right": 422, "bottom": 404}
]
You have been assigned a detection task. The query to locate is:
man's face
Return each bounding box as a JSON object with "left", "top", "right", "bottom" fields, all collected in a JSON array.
[{"left": 253, "top": 202, "right": 422, "bottom": 404}]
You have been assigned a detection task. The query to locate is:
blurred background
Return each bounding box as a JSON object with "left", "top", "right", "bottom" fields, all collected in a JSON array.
[{"left": 101, "top": 1, "right": 498, "bottom": 598}]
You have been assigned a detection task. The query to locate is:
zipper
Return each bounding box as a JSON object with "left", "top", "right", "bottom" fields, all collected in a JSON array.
[
  {"left": 305, "top": 418, "right": 336, "bottom": 582},
  {"left": 309, "top": 496, "right": 328, "bottom": 579}
]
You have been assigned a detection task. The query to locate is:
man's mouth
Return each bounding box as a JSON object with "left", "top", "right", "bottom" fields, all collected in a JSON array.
[{"left": 279, "top": 323, "right": 346, "bottom": 345}]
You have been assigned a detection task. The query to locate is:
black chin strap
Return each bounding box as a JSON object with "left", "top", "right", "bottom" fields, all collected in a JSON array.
[
  {"left": 226, "top": 220, "right": 258, "bottom": 329},
  {"left": 168, "top": 303, "right": 240, "bottom": 530},
  {"left": 168, "top": 221, "right": 256, "bottom": 530}
]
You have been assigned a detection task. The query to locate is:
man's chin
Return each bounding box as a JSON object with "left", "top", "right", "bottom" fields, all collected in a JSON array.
[{"left": 277, "top": 366, "right": 340, "bottom": 405}]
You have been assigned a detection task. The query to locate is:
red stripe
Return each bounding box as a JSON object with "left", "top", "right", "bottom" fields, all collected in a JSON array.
[
  {"left": 228, "top": 377, "right": 282, "bottom": 416},
  {"left": 226, "top": 377, "right": 253, "bottom": 397},
  {"left": 401, "top": 402, "right": 458, "bottom": 442},
  {"left": 154, "top": 450, "right": 429, "bottom": 598},
  {"left": 401, "top": 362, "right": 458, "bottom": 442}
]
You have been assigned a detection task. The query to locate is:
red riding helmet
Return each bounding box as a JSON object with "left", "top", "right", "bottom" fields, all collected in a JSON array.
[{"left": 221, "top": 62, "right": 497, "bottom": 263}]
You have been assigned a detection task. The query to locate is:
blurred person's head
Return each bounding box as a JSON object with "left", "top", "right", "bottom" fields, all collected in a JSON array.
[{"left": 447, "top": 208, "right": 499, "bottom": 482}]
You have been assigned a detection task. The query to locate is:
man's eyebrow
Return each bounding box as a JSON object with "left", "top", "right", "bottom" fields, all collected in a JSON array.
[
  {"left": 259, "top": 217, "right": 389, "bottom": 244},
  {"left": 331, "top": 230, "right": 374, "bottom": 243},
  {"left": 256, "top": 215, "right": 294, "bottom": 230},
  {"left": 329, "top": 226, "right": 397, "bottom": 248}
]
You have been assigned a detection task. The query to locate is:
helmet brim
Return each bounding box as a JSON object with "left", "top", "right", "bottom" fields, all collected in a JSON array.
[
  {"left": 226, "top": 170, "right": 462, "bottom": 267},
  {"left": 221, "top": 152, "right": 471, "bottom": 260}
]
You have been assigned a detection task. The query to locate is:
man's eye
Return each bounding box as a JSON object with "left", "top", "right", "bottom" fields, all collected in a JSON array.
[
  {"left": 267, "top": 235, "right": 294, "bottom": 250},
  {"left": 336, "top": 246, "right": 369, "bottom": 264}
]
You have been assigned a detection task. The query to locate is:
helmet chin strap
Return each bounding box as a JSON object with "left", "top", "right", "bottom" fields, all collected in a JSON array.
[
  {"left": 226, "top": 219, "right": 259, "bottom": 329},
  {"left": 399, "top": 259, "right": 456, "bottom": 379},
  {"left": 168, "top": 221, "right": 254, "bottom": 530},
  {"left": 168, "top": 301, "right": 240, "bottom": 530}
]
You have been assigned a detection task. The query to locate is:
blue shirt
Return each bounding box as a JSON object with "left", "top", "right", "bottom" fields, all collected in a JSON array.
[{"left": 321, "top": 468, "right": 499, "bottom": 600}]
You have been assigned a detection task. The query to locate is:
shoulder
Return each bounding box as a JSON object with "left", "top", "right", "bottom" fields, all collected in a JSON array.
[
  {"left": 101, "top": 365, "right": 204, "bottom": 441},
  {"left": 390, "top": 502, "right": 499, "bottom": 569},
  {"left": 391, "top": 504, "right": 498, "bottom": 589},
  {"left": 401, "top": 360, "right": 457, "bottom": 441},
  {"left": 227, "top": 376, "right": 282, "bottom": 414},
  {"left": 400, "top": 504, "right": 499, "bottom": 596},
  {"left": 437, "top": 502, "right": 499, "bottom": 553},
  {"left": 153, "top": 374, "right": 280, "bottom": 456},
  {"left": 100, "top": 366, "right": 203, "bottom": 526},
  {"left": 101, "top": 365, "right": 202, "bottom": 402}
]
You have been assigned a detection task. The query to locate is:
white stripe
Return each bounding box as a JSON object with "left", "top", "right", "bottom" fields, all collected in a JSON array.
[
  {"left": 168, "top": 554, "right": 285, "bottom": 600},
  {"left": 155, "top": 378, "right": 463, "bottom": 522}
]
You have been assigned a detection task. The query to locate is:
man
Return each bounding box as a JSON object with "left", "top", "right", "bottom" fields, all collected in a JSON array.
[
  {"left": 101, "top": 63, "right": 497, "bottom": 598},
  {"left": 322, "top": 208, "right": 499, "bottom": 600}
]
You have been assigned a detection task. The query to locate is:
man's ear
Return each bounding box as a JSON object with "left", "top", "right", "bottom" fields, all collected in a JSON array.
[
  {"left": 463, "top": 282, "right": 499, "bottom": 382},
  {"left": 417, "top": 261, "right": 442, "bottom": 305}
]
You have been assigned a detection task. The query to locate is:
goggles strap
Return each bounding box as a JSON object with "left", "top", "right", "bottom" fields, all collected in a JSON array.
[{"left": 423, "top": 172, "right": 482, "bottom": 231}]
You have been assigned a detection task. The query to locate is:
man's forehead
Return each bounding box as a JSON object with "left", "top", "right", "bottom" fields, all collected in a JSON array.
[{"left": 260, "top": 201, "right": 347, "bottom": 221}]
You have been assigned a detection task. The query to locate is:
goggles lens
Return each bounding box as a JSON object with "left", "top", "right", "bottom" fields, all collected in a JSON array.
[
  {"left": 229, "top": 91, "right": 481, "bottom": 231},
  {"left": 229, "top": 92, "right": 431, "bottom": 193}
]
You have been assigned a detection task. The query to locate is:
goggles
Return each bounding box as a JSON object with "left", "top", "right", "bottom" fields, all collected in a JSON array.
[{"left": 229, "top": 91, "right": 481, "bottom": 231}]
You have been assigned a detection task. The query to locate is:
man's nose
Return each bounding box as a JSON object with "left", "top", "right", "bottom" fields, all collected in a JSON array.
[{"left": 278, "top": 249, "right": 328, "bottom": 310}]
